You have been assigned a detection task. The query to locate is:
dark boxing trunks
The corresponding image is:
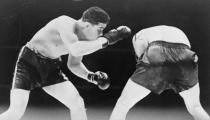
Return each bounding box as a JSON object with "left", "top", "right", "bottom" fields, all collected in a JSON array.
[
  {"left": 12, "top": 46, "right": 68, "bottom": 90},
  {"left": 130, "top": 41, "right": 198, "bottom": 94}
]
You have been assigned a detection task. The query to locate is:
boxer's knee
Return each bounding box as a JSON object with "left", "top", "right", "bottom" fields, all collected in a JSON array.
[
  {"left": 5, "top": 106, "right": 26, "bottom": 120},
  {"left": 67, "top": 94, "right": 85, "bottom": 111},
  {"left": 185, "top": 102, "right": 202, "bottom": 115},
  {"left": 116, "top": 95, "right": 135, "bottom": 110}
]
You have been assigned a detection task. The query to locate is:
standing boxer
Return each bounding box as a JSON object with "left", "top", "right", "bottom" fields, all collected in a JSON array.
[
  {"left": 0, "top": 6, "right": 131, "bottom": 120},
  {"left": 110, "top": 25, "right": 210, "bottom": 120}
]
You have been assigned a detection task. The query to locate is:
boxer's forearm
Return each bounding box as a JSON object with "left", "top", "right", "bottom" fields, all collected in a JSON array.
[
  {"left": 69, "top": 37, "right": 108, "bottom": 57},
  {"left": 68, "top": 62, "right": 92, "bottom": 81}
]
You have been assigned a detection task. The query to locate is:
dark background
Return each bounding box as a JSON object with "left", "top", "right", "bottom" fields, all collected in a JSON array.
[{"left": 0, "top": 0, "right": 210, "bottom": 108}]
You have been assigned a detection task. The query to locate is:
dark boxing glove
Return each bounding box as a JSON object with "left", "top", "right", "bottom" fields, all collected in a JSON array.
[
  {"left": 102, "top": 26, "right": 131, "bottom": 48},
  {"left": 87, "top": 71, "right": 110, "bottom": 90}
]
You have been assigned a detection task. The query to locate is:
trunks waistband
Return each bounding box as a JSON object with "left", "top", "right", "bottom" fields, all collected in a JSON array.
[
  {"left": 24, "top": 46, "right": 50, "bottom": 59},
  {"left": 148, "top": 40, "right": 190, "bottom": 49},
  {"left": 22, "top": 45, "right": 61, "bottom": 62}
]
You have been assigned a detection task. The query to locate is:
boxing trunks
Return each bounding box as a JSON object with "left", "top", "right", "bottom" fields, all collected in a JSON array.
[
  {"left": 12, "top": 46, "right": 68, "bottom": 90},
  {"left": 130, "top": 40, "right": 198, "bottom": 94}
]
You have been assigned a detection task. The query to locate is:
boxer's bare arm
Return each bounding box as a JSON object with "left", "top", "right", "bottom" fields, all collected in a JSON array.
[
  {"left": 67, "top": 53, "right": 94, "bottom": 82},
  {"left": 132, "top": 31, "right": 148, "bottom": 58},
  {"left": 68, "top": 38, "right": 108, "bottom": 57},
  {"left": 57, "top": 16, "right": 107, "bottom": 57}
]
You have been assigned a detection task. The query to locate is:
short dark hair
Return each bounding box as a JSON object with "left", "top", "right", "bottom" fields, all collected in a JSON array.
[{"left": 82, "top": 6, "right": 110, "bottom": 25}]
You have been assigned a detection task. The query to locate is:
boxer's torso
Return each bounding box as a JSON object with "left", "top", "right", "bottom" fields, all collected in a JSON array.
[{"left": 26, "top": 16, "right": 77, "bottom": 59}]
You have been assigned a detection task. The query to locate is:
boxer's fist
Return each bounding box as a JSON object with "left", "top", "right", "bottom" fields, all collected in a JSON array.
[
  {"left": 87, "top": 71, "right": 110, "bottom": 90},
  {"left": 102, "top": 26, "right": 131, "bottom": 47}
]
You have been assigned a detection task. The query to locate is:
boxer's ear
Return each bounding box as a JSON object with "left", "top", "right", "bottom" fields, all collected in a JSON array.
[{"left": 83, "top": 21, "right": 91, "bottom": 29}]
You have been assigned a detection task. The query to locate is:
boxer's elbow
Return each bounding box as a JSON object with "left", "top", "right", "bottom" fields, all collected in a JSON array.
[
  {"left": 69, "top": 43, "right": 88, "bottom": 57},
  {"left": 70, "top": 49, "right": 81, "bottom": 57},
  {"left": 69, "top": 46, "right": 85, "bottom": 57}
]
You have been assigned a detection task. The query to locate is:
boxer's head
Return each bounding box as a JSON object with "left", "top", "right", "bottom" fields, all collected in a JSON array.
[{"left": 77, "top": 6, "right": 110, "bottom": 41}]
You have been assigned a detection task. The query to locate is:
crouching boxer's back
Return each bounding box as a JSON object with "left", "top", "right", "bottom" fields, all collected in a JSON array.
[
  {"left": 109, "top": 25, "right": 210, "bottom": 120},
  {"left": 137, "top": 25, "right": 191, "bottom": 45}
]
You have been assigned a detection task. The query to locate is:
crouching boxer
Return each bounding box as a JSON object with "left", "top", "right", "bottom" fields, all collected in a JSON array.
[{"left": 109, "top": 25, "right": 210, "bottom": 120}]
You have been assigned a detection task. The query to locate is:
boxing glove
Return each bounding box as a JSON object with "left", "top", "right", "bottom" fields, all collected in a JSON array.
[
  {"left": 87, "top": 71, "right": 110, "bottom": 90},
  {"left": 102, "top": 26, "right": 131, "bottom": 48}
]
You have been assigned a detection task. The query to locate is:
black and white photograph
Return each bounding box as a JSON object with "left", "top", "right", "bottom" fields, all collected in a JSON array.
[{"left": 0, "top": 0, "right": 209, "bottom": 120}]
